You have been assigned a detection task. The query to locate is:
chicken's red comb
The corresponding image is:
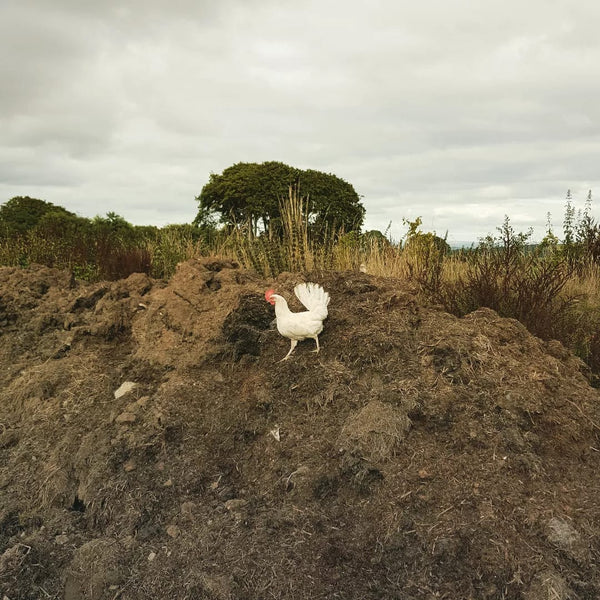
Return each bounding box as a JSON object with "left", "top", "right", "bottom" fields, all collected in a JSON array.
[{"left": 265, "top": 289, "right": 275, "bottom": 301}]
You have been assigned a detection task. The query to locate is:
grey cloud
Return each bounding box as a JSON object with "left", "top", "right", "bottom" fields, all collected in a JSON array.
[{"left": 1, "top": 0, "right": 599, "bottom": 241}]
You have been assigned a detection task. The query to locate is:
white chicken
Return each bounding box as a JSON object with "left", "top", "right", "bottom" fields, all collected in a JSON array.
[{"left": 265, "top": 282, "right": 330, "bottom": 361}]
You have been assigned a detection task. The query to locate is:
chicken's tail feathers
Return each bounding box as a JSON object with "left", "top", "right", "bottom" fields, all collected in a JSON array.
[{"left": 294, "top": 282, "right": 330, "bottom": 319}]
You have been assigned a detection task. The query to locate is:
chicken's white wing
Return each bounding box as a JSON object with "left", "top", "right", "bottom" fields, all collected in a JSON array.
[{"left": 294, "top": 283, "right": 330, "bottom": 320}]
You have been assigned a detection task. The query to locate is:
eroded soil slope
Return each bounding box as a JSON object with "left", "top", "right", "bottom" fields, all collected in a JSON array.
[{"left": 1, "top": 259, "right": 599, "bottom": 599}]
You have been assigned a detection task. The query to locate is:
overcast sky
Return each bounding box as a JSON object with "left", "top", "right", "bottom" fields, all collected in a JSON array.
[{"left": 1, "top": 0, "right": 599, "bottom": 243}]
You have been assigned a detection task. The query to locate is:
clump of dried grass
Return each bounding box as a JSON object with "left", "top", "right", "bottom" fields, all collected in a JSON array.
[{"left": 339, "top": 400, "right": 412, "bottom": 462}]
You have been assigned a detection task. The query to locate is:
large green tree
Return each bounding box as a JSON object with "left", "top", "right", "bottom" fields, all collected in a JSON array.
[
  {"left": 194, "top": 161, "right": 365, "bottom": 236},
  {"left": 0, "top": 196, "right": 77, "bottom": 237}
]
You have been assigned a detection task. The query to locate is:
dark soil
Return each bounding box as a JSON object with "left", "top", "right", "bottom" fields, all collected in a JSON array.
[{"left": 1, "top": 259, "right": 599, "bottom": 599}]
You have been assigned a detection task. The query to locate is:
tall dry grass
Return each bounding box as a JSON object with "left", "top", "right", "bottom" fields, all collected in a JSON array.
[{"left": 226, "top": 185, "right": 338, "bottom": 277}]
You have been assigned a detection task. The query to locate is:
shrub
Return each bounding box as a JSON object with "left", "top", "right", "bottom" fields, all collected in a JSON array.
[
  {"left": 434, "top": 217, "right": 575, "bottom": 338},
  {"left": 402, "top": 218, "right": 449, "bottom": 294}
]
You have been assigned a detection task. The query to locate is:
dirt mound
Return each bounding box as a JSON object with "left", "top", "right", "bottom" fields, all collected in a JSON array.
[{"left": 1, "top": 259, "right": 599, "bottom": 599}]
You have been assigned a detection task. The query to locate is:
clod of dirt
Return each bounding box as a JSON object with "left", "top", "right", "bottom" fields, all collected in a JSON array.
[
  {"left": 546, "top": 517, "right": 589, "bottom": 564},
  {"left": 338, "top": 399, "right": 411, "bottom": 461},
  {"left": 63, "top": 538, "right": 128, "bottom": 600},
  {"left": 70, "top": 286, "right": 108, "bottom": 312},
  {"left": 166, "top": 524, "right": 181, "bottom": 538},
  {"left": 115, "top": 411, "right": 137, "bottom": 424},
  {"left": 524, "top": 570, "right": 574, "bottom": 600}
]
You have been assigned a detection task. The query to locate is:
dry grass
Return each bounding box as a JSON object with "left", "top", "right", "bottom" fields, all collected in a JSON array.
[
  {"left": 226, "top": 185, "right": 336, "bottom": 277},
  {"left": 3, "top": 205, "right": 600, "bottom": 380},
  {"left": 339, "top": 400, "right": 412, "bottom": 462}
]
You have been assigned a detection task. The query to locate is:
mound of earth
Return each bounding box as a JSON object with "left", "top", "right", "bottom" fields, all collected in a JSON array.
[{"left": 1, "top": 259, "right": 599, "bottom": 599}]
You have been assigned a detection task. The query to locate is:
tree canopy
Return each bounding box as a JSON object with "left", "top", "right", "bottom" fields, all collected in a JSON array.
[
  {"left": 0, "top": 196, "right": 78, "bottom": 237},
  {"left": 194, "top": 161, "right": 365, "bottom": 236}
]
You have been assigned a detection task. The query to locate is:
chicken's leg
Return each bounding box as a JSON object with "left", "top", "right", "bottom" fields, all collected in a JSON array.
[
  {"left": 311, "top": 336, "right": 320, "bottom": 353},
  {"left": 281, "top": 339, "right": 298, "bottom": 361}
]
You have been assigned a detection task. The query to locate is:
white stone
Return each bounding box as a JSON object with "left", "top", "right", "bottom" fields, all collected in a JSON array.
[{"left": 114, "top": 381, "right": 137, "bottom": 399}]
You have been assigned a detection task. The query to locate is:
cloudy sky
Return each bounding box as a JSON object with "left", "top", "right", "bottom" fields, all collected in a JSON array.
[{"left": 1, "top": 0, "right": 599, "bottom": 243}]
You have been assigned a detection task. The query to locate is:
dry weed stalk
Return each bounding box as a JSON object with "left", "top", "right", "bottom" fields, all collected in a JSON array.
[{"left": 280, "top": 183, "right": 311, "bottom": 272}]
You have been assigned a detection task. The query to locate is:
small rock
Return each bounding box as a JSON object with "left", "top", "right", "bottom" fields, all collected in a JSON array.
[
  {"left": 148, "top": 551, "right": 156, "bottom": 561},
  {"left": 166, "top": 525, "right": 180, "bottom": 538},
  {"left": 418, "top": 469, "right": 432, "bottom": 480},
  {"left": 114, "top": 381, "right": 137, "bottom": 399},
  {"left": 123, "top": 459, "right": 136, "bottom": 472},
  {"left": 136, "top": 396, "right": 150, "bottom": 408},
  {"left": 163, "top": 478, "right": 173, "bottom": 487},
  {"left": 115, "top": 412, "right": 136, "bottom": 424},
  {"left": 546, "top": 517, "right": 588, "bottom": 563},
  {"left": 547, "top": 517, "right": 580, "bottom": 546},
  {"left": 181, "top": 501, "right": 196, "bottom": 516},
  {"left": 224, "top": 498, "right": 248, "bottom": 512}
]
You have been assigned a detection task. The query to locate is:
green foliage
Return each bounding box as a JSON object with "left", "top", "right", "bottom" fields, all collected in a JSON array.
[
  {"left": 0, "top": 198, "right": 159, "bottom": 280},
  {"left": 0, "top": 196, "right": 77, "bottom": 237},
  {"left": 361, "top": 229, "right": 391, "bottom": 249},
  {"left": 575, "top": 190, "right": 600, "bottom": 264},
  {"left": 563, "top": 189, "right": 576, "bottom": 247},
  {"left": 560, "top": 189, "right": 600, "bottom": 268},
  {"left": 92, "top": 211, "right": 136, "bottom": 242},
  {"left": 195, "top": 161, "right": 365, "bottom": 238},
  {"left": 196, "top": 161, "right": 293, "bottom": 233},
  {"left": 133, "top": 225, "right": 159, "bottom": 242},
  {"left": 148, "top": 224, "right": 209, "bottom": 279},
  {"left": 192, "top": 202, "right": 219, "bottom": 230},
  {"left": 224, "top": 184, "right": 343, "bottom": 277},
  {"left": 402, "top": 217, "right": 449, "bottom": 292},
  {"left": 336, "top": 231, "right": 362, "bottom": 250},
  {"left": 539, "top": 212, "right": 560, "bottom": 255},
  {"left": 337, "top": 229, "right": 391, "bottom": 252},
  {"left": 299, "top": 168, "right": 365, "bottom": 237},
  {"left": 30, "top": 211, "right": 97, "bottom": 273}
]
